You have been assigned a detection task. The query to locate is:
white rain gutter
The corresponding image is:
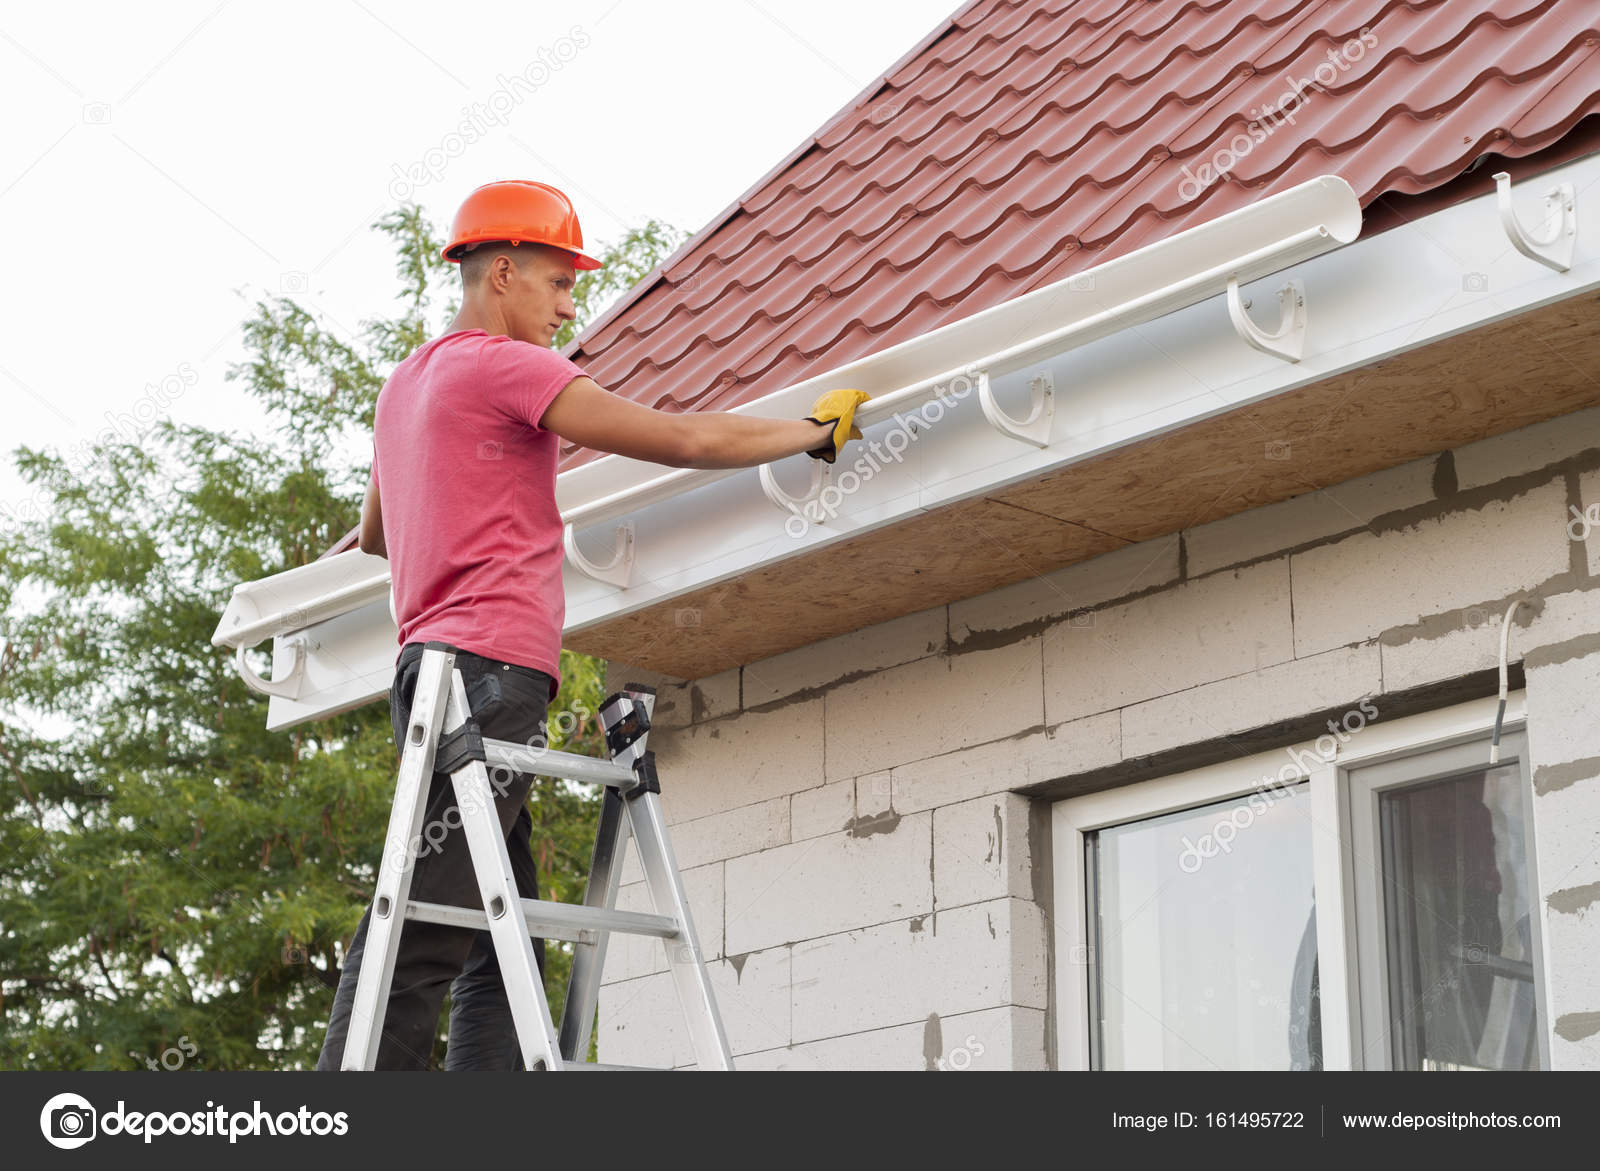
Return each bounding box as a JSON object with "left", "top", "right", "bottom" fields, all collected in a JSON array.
[
  {"left": 212, "top": 158, "right": 1598, "bottom": 729},
  {"left": 557, "top": 174, "right": 1361, "bottom": 537},
  {"left": 213, "top": 550, "right": 393, "bottom": 699}
]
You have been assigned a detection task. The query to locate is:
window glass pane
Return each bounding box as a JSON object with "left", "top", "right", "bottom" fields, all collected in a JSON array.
[
  {"left": 1379, "top": 762, "right": 1540, "bottom": 1070},
  {"left": 1090, "top": 783, "right": 1319, "bottom": 1070}
]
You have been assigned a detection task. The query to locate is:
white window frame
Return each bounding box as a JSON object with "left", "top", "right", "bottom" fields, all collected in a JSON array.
[
  {"left": 1051, "top": 690, "right": 1541, "bottom": 1071},
  {"left": 1344, "top": 728, "right": 1549, "bottom": 1070}
]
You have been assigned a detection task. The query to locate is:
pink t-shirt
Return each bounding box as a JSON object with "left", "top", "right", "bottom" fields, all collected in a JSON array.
[{"left": 372, "top": 329, "right": 585, "bottom": 702}]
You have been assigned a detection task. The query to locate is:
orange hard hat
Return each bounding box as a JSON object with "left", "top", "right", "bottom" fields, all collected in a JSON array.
[{"left": 442, "top": 179, "right": 603, "bottom": 270}]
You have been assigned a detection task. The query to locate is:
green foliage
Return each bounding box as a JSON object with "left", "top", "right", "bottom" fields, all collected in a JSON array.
[{"left": 0, "top": 207, "right": 678, "bottom": 1070}]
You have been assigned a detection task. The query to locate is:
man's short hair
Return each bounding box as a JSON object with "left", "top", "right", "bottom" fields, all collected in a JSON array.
[{"left": 458, "top": 240, "right": 568, "bottom": 284}]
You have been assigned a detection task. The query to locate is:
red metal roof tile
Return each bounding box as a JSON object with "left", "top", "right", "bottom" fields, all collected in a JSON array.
[{"left": 556, "top": 0, "right": 1600, "bottom": 473}]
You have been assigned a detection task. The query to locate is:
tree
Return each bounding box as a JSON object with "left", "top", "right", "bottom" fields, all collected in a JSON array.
[{"left": 0, "top": 209, "right": 684, "bottom": 1070}]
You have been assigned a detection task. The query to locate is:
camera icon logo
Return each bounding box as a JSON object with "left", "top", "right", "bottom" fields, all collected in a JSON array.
[
  {"left": 476, "top": 440, "right": 503, "bottom": 460},
  {"left": 40, "top": 1092, "right": 97, "bottom": 1149},
  {"left": 1569, "top": 503, "right": 1599, "bottom": 542}
]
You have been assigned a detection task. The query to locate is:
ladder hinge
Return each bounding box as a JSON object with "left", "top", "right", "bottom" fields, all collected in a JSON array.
[
  {"left": 604, "top": 698, "right": 651, "bottom": 757},
  {"left": 435, "top": 720, "right": 487, "bottom": 775},
  {"left": 435, "top": 673, "right": 503, "bottom": 774},
  {"left": 625, "top": 750, "right": 660, "bottom": 800}
]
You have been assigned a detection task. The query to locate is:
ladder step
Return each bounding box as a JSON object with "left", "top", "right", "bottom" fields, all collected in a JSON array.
[
  {"left": 482, "top": 737, "right": 638, "bottom": 789},
  {"left": 563, "top": 1062, "right": 669, "bottom": 1071},
  {"left": 406, "top": 897, "right": 680, "bottom": 945}
]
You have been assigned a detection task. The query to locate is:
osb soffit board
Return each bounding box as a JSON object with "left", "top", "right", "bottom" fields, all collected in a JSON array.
[{"left": 568, "top": 290, "right": 1600, "bottom": 679}]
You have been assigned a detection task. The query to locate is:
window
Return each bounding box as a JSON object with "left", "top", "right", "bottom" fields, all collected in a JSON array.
[
  {"left": 1087, "top": 785, "right": 1320, "bottom": 1070},
  {"left": 1347, "top": 735, "right": 1546, "bottom": 1070},
  {"left": 1052, "top": 694, "right": 1548, "bottom": 1070}
]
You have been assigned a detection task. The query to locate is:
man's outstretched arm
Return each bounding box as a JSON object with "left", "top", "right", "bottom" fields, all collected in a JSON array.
[{"left": 541, "top": 376, "right": 853, "bottom": 469}]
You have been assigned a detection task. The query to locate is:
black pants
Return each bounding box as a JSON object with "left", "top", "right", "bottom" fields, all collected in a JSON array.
[{"left": 317, "top": 642, "right": 554, "bottom": 1071}]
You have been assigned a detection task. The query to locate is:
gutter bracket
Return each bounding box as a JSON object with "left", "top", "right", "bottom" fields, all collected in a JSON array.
[
  {"left": 1227, "top": 277, "right": 1305, "bottom": 362},
  {"left": 759, "top": 459, "right": 833, "bottom": 523},
  {"left": 235, "top": 636, "right": 307, "bottom": 699},
  {"left": 1494, "top": 171, "right": 1575, "bottom": 273},
  {"left": 977, "top": 369, "right": 1054, "bottom": 447},
  {"left": 564, "top": 521, "right": 635, "bottom": 588}
]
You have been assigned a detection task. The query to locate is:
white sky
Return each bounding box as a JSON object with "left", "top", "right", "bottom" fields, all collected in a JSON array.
[{"left": 0, "top": 0, "right": 957, "bottom": 521}]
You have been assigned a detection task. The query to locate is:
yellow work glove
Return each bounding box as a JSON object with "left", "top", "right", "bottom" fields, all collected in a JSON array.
[{"left": 804, "top": 388, "right": 870, "bottom": 464}]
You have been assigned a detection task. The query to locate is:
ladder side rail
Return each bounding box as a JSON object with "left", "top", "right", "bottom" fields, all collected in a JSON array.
[
  {"left": 562, "top": 683, "right": 656, "bottom": 1062},
  {"left": 559, "top": 785, "right": 634, "bottom": 1061},
  {"left": 444, "top": 669, "right": 567, "bottom": 1071},
  {"left": 626, "top": 785, "right": 735, "bottom": 1071},
  {"left": 341, "top": 646, "right": 456, "bottom": 1070}
]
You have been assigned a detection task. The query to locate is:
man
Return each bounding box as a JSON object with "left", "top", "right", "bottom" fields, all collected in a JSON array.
[{"left": 317, "top": 179, "right": 868, "bottom": 1070}]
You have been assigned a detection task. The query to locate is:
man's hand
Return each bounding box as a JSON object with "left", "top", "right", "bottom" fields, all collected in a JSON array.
[{"left": 803, "top": 389, "right": 870, "bottom": 464}]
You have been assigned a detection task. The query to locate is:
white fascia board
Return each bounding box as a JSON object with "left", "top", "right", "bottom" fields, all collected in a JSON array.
[{"left": 256, "top": 597, "right": 397, "bottom": 732}]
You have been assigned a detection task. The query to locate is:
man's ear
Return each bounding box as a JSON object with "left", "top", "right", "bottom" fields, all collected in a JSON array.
[{"left": 488, "top": 253, "right": 512, "bottom": 292}]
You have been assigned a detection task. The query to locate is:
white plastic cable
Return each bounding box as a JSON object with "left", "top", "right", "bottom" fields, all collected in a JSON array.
[{"left": 1490, "top": 597, "right": 1530, "bottom": 764}]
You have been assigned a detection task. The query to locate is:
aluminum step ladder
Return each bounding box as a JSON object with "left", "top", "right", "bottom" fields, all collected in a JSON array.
[{"left": 341, "top": 643, "right": 732, "bottom": 1070}]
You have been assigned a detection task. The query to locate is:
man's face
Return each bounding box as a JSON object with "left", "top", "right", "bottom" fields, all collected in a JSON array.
[{"left": 498, "top": 245, "right": 578, "bottom": 347}]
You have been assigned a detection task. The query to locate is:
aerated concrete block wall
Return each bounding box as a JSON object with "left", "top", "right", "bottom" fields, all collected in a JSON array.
[{"left": 598, "top": 405, "right": 1600, "bottom": 1070}]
